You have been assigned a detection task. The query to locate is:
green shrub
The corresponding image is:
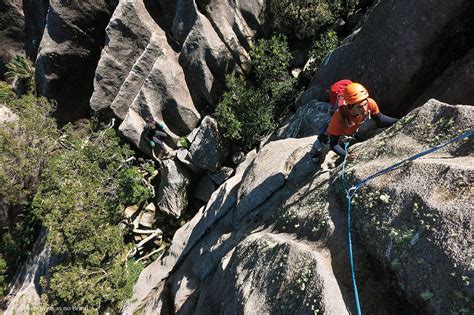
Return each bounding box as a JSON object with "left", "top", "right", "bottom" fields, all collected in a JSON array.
[
  {"left": 117, "top": 167, "right": 151, "bottom": 205},
  {"left": 250, "top": 34, "right": 298, "bottom": 114},
  {"left": 307, "top": 30, "right": 340, "bottom": 73},
  {"left": 216, "top": 75, "right": 276, "bottom": 150},
  {"left": 32, "top": 125, "right": 151, "bottom": 311},
  {"left": 5, "top": 55, "right": 36, "bottom": 94},
  {"left": 177, "top": 137, "right": 191, "bottom": 149},
  {"left": 0, "top": 256, "right": 7, "bottom": 299},
  {"left": 216, "top": 35, "right": 298, "bottom": 150},
  {"left": 266, "top": 0, "right": 359, "bottom": 40},
  {"left": 0, "top": 81, "right": 14, "bottom": 101}
]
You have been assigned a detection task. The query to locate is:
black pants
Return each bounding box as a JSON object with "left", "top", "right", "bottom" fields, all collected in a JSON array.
[{"left": 151, "top": 130, "right": 167, "bottom": 150}]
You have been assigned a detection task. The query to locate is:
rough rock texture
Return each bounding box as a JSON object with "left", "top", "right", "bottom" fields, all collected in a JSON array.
[
  {"left": 23, "top": 0, "right": 49, "bottom": 60},
  {"left": 5, "top": 230, "right": 63, "bottom": 314},
  {"left": 0, "top": 0, "right": 24, "bottom": 79},
  {"left": 311, "top": 0, "right": 474, "bottom": 117},
  {"left": 345, "top": 100, "right": 473, "bottom": 313},
  {"left": 125, "top": 100, "right": 473, "bottom": 314},
  {"left": 209, "top": 166, "right": 234, "bottom": 185},
  {"left": 156, "top": 159, "right": 192, "bottom": 218},
  {"left": 188, "top": 116, "right": 229, "bottom": 172},
  {"left": 413, "top": 48, "right": 474, "bottom": 108},
  {"left": 90, "top": 0, "right": 265, "bottom": 155},
  {"left": 271, "top": 101, "right": 331, "bottom": 141},
  {"left": 35, "top": 0, "right": 118, "bottom": 122},
  {"left": 192, "top": 174, "right": 216, "bottom": 202},
  {"left": 0, "top": 103, "right": 17, "bottom": 126}
]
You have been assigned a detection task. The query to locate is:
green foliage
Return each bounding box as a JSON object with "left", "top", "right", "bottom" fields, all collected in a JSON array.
[
  {"left": 216, "top": 35, "right": 298, "bottom": 150},
  {"left": 267, "top": 0, "right": 334, "bottom": 40},
  {"left": 216, "top": 75, "right": 276, "bottom": 150},
  {"left": 308, "top": 30, "right": 340, "bottom": 73},
  {"left": 0, "top": 256, "right": 7, "bottom": 299},
  {"left": 32, "top": 125, "right": 150, "bottom": 310},
  {"left": 177, "top": 137, "right": 191, "bottom": 149},
  {"left": 5, "top": 55, "right": 36, "bottom": 94},
  {"left": 44, "top": 258, "right": 142, "bottom": 311},
  {"left": 117, "top": 167, "right": 151, "bottom": 205},
  {"left": 266, "top": 0, "right": 359, "bottom": 40},
  {"left": 0, "top": 91, "right": 57, "bottom": 289},
  {"left": 0, "top": 81, "right": 15, "bottom": 101},
  {"left": 0, "top": 94, "right": 58, "bottom": 205}
]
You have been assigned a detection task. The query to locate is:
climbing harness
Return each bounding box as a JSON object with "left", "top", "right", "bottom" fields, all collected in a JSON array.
[{"left": 340, "top": 129, "right": 473, "bottom": 315}]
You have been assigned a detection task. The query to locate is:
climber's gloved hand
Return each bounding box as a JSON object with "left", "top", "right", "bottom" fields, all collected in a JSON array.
[{"left": 149, "top": 140, "right": 156, "bottom": 148}]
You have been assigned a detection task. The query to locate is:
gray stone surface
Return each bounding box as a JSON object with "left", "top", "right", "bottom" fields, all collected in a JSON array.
[
  {"left": 311, "top": 0, "right": 474, "bottom": 117},
  {"left": 35, "top": 0, "right": 118, "bottom": 122},
  {"left": 90, "top": 0, "right": 266, "bottom": 157},
  {"left": 125, "top": 100, "right": 473, "bottom": 314},
  {"left": 209, "top": 166, "right": 234, "bottom": 185},
  {"left": 272, "top": 101, "right": 331, "bottom": 141},
  {"left": 188, "top": 116, "right": 228, "bottom": 172},
  {"left": 0, "top": 0, "right": 24, "bottom": 79},
  {"left": 345, "top": 100, "right": 473, "bottom": 313},
  {"left": 156, "top": 159, "right": 191, "bottom": 218},
  {"left": 23, "top": 0, "right": 49, "bottom": 60},
  {"left": 192, "top": 174, "right": 217, "bottom": 202},
  {"left": 413, "top": 48, "right": 474, "bottom": 108},
  {"left": 5, "top": 230, "right": 63, "bottom": 314}
]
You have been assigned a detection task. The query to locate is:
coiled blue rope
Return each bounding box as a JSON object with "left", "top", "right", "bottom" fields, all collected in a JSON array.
[{"left": 340, "top": 129, "right": 473, "bottom": 315}]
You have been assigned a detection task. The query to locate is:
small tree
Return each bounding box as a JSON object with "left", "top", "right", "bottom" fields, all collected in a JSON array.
[
  {"left": 307, "top": 30, "right": 340, "bottom": 73},
  {"left": 5, "top": 55, "right": 36, "bottom": 95}
]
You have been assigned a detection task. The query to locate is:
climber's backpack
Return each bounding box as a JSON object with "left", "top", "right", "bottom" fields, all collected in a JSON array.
[{"left": 329, "top": 79, "right": 353, "bottom": 127}]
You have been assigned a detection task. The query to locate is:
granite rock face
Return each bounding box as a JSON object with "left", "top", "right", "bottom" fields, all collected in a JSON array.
[
  {"left": 90, "top": 0, "right": 265, "bottom": 156},
  {"left": 124, "top": 100, "right": 473, "bottom": 314},
  {"left": 311, "top": 0, "right": 474, "bottom": 117},
  {"left": 0, "top": 0, "right": 24, "bottom": 79},
  {"left": 35, "top": 0, "right": 118, "bottom": 122}
]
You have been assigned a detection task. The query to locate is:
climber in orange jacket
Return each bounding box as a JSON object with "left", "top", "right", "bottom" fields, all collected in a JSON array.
[{"left": 312, "top": 82, "right": 398, "bottom": 162}]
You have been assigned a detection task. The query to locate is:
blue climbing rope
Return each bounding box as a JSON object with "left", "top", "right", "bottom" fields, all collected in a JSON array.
[{"left": 340, "top": 129, "right": 473, "bottom": 315}]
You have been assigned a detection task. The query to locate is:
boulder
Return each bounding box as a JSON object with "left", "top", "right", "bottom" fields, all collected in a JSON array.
[
  {"left": 123, "top": 150, "right": 258, "bottom": 314},
  {"left": 156, "top": 159, "right": 191, "bottom": 218},
  {"left": 92, "top": 0, "right": 201, "bottom": 151},
  {"left": 272, "top": 101, "right": 331, "bottom": 141},
  {"left": 177, "top": 8, "right": 235, "bottom": 109},
  {"left": 188, "top": 116, "right": 229, "bottom": 172},
  {"left": 345, "top": 100, "right": 473, "bottom": 313},
  {"left": 139, "top": 202, "right": 156, "bottom": 228},
  {"left": 91, "top": 0, "right": 266, "bottom": 156},
  {"left": 0, "top": 0, "right": 24, "bottom": 79},
  {"left": 413, "top": 48, "right": 474, "bottom": 108},
  {"left": 208, "top": 166, "right": 234, "bottom": 185},
  {"left": 311, "top": 0, "right": 474, "bottom": 117},
  {"left": 35, "top": 0, "right": 118, "bottom": 122},
  {"left": 192, "top": 174, "right": 217, "bottom": 202},
  {"left": 5, "top": 230, "right": 63, "bottom": 314},
  {"left": 125, "top": 99, "right": 473, "bottom": 314}
]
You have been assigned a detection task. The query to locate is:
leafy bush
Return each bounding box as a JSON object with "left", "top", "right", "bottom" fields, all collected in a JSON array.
[
  {"left": 117, "top": 167, "right": 151, "bottom": 205},
  {"left": 177, "top": 137, "right": 191, "bottom": 149},
  {"left": 216, "top": 35, "right": 298, "bottom": 150},
  {"left": 216, "top": 76, "right": 275, "bottom": 150},
  {"left": 267, "top": 0, "right": 359, "bottom": 40},
  {"left": 32, "top": 125, "right": 151, "bottom": 310},
  {"left": 0, "top": 256, "right": 6, "bottom": 299},
  {"left": 5, "top": 55, "right": 36, "bottom": 94},
  {"left": 307, "top": 30, "right": 340, "bottom": 73}
]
